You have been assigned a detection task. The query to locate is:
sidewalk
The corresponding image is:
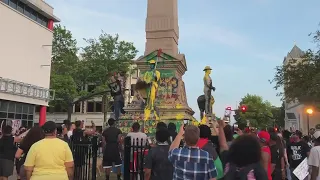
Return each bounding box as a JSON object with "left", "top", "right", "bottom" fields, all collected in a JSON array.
[{"left": 9, "top": 170, "right": 118, "bottom": 180}]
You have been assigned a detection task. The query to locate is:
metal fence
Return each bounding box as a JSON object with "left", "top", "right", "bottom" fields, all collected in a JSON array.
[
  {"left": 123, "top": 137, "right": 150, "bottom": 180},
  {"left": 70, "top": 136, "right": 99, "bottom": 180}
]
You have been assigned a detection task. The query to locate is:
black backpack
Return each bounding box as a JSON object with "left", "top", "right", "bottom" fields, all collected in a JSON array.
[{"left": 224, "top": 162, "right": 268, "bottom": 180}]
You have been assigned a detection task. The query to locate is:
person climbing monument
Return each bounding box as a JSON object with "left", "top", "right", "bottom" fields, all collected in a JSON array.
[
  {"left": 203, "top": 66, "right": 216, "bottom": 117},
  {"left": 108, "top": 74, "right": 125, "bottom": 120},
  {"left": 143, "top": 59, "right": 161, "bottom": 120}
]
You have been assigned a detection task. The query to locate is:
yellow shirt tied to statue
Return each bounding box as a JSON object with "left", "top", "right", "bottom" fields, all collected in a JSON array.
[{"left": 24, "top": 138, "right": 74, "bottom": 180}]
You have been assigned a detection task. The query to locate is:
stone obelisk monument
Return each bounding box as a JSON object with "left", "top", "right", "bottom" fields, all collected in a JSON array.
[{"left": 119, "top": 0, "right": 194, "bottom": 134}]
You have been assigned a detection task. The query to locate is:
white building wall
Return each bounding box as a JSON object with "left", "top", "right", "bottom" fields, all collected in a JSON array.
[
  {"left": 0, "top": 2, "right": 53, "bottom": 106},
  {"left": 34, "top": 113, "right": 111, "bottom": 127}
]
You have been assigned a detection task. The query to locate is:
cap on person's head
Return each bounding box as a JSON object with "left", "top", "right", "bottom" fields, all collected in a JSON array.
[
  {"left": 42, "top": 121, "right": 57, "bottom": 134},
  {"left": 257, "top": 131, "right": 270, "bottom": 143},
  {"left": 313, "top": 131, "right": 320, "bottom": 140}
]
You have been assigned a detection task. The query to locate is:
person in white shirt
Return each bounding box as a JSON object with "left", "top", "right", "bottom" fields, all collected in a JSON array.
[
  {"left": 67, "top": 122, "right": 75, "bottom": 139},
  {"left": 308, "top": 131, "right": 320, "bottom": 180},
  {"left": 127, "top": 122, "right": 147, "bottom": 146}
]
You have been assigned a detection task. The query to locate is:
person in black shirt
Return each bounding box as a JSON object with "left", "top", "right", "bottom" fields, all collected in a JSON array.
[
  {"left": 270, "top": 133, "right": 285, "bottom": 180},
  {"left": 0, "top": 125, "right": 19, "bottom": 179},
  {"left": 15, "top": 127, "right": 45, "bottom": 180},
  {"left": 102, "top": 118, "right": 122, "bottom": 180},
  {"left": 287, "top": 131, "right": 310, "bottom": 180},
  {"left": 145, "top": 128, "right": 173, "bottom": 180},
  {"left": 108, "top": 75, "right": 125, "bottom": 121}
]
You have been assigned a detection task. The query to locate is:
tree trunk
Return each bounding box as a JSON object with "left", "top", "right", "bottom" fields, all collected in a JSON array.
[
  {"left": 67, "top": 102, "right": 73, "bottom": 122},
  {"left": 102, "top": 94, "right": 108, "bottom": 128}
]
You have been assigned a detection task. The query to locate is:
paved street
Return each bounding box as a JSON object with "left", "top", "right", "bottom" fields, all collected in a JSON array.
[{"left": 9, "top": 169, "right": 118, "bottom": 180}]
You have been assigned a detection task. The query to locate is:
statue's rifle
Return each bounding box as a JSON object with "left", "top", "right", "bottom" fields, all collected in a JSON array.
[{"left": 146, "top": 49, "right": 162, "bottom": 110}]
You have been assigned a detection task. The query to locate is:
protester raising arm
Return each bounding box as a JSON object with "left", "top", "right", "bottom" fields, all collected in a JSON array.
[
  {"left": 169, "top": 125, "right": 184, "bottom": 151},
  {"left": 218, "top": 118, "right": 229, "bottom": 153}
]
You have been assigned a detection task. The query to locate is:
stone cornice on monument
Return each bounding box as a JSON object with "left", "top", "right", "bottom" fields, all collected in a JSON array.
[{"left": 135, "top": 50, "right": 187, "bottom": 76}]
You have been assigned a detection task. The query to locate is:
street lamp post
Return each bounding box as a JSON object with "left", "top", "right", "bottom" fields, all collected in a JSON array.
[{"left": 306, "top": 108, "right": 313, "bottom": 135}]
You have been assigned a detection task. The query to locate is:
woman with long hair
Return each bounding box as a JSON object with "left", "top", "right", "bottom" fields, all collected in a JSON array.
[
  {"left": 24, "top": 121, "right": 74, "bottom": 180},
  {"left": 15, "top": 127, "right": 45, "bottom": 180}
]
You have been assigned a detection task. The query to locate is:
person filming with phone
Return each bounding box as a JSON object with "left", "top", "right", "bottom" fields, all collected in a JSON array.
[{"left": 168, "top": 124, "right": 217, "bottom": 180}]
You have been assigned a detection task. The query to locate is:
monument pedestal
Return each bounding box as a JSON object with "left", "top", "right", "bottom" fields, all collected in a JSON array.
[{"left": 118, "top": 50, "right": 195, "bottom": 135}]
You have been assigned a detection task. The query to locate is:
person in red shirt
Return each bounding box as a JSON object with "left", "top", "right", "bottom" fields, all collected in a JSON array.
[{"left": 257, "top": 131, "right": 272, "bottom": 180}]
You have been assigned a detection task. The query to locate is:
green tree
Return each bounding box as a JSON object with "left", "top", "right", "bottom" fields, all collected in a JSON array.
[
  {"left": 271, "top": 27, "right": 320, "bottom": 106},
  {"left": 50, "top": 25, "right": 81, "bottom": 120},
  {"left": 82, "top": 32, "right": 138, "bottom": 123},
  {"left": 271, "top": 102, "right": 285, "bottom": 128},
  {"left": 236, "top": 94, "right": 274, "bottom": 129}
]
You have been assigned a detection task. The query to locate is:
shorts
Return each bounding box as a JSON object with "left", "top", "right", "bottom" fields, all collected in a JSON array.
[
  {"left": 103, "top": 143, "right": 122, "bottom": 168},
  {"left": 0, "top": 159, "right": 14, "bottom": 177}
]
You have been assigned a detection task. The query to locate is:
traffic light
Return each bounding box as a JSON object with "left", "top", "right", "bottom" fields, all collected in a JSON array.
[{"left": 240, "top": 105, "right": 247, "bottom": 113}]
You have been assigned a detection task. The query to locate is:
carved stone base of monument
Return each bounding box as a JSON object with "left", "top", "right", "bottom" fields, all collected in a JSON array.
[{"left": 118, "top": 50, "right": 194, "bottom": 135}]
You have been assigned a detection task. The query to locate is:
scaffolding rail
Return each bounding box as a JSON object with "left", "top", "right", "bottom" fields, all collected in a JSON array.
[{"left": 0, "top": 77, "right": 54, "bottom": 101}]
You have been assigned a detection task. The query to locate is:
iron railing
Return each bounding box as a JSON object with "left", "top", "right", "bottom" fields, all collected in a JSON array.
[
  {"left": 123, "top": 137, "right": 150, "bottom": 180},
  {"left": 70, "top": 136, "right": 98, "bottom": 180}
]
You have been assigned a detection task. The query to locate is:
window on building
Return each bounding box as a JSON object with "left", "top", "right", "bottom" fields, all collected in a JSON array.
[
  {"left": 87, "top": 102, "right": 94, "bottom": 112},
  {"left": 22, "top": 104, "right": 29, "bottom": 114},
  {"left": 35, "top": 105, "right": 40, "bottom": 113},
  {"left": 17, "top": 1, "right": 24, "bottom": 13},
  {"left": 131, "top": 84, "right": 136, "bottom": 96},
  {"left": 16, "top": 103, "right": 22, "bottom": 113},
  {"left": 2, "top": 0, "right": 9, "bottom": 5},
  {"left": 24, "top": 6, "right": 31, "bottom": 16},
  {"left": 9, "top": 0, "right": 17, "bottom": 9},
  {"left": 27, "top": 121, "right": 33, "bottom": 128},
  {"left": 54, "top": 104, "right": 66, "bottom": 112},
  {"left": 30, "top": 9, "right": 37, "bottom": 21},
  {"left": 74, "top": 103, "right": 81, "bottom": 113},
  {"left": 0, "top": 101, "right": 8, "bottom": 112},
  {"left": 95, "top": 102, "right": 102, "bottom": 112},
  {"left": 8, "top": 113, "right": 14, "bottom": 119},
  {"left": 28, "top": 105, "right": 34, "bottom": 114},
  {"left": 286, "top": 113, "right": 296, "bottom": 119},
  {"left": 87, "top": 85, "right": 96, "bottom": 93},
  {"left": 8, "top": 103, "right": 15, "bottom": 113},
  {"left": 0, "top": 112, "right": 7, "bottom": 119},
  {"left": 4, "top": 0, "right": 49, "bottom": 28},
  {"left": 15, "top": 114, "right": 22, "bottom": 119}
]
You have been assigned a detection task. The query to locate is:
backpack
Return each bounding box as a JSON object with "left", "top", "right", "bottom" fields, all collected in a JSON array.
[{"left": 224, "top": 162, "right": 268, "bottom": 180}]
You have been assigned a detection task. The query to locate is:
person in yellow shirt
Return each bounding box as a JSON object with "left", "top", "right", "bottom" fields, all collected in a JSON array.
[{"left": 24, "top": 121, "right": 74, "bottom": 180}]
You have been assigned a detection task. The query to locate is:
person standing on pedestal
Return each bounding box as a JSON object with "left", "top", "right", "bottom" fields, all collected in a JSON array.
[
  {"left": 109, "top": 75, "right": 125, "bottom": 121},
  {"left": 203, "top": 66, "right": 216, "bottom": 117}
]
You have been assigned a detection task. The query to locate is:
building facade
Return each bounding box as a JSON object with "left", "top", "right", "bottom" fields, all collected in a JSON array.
[
  {"left": 284, "top": 45, "right": 320, "bottom": 133},
  {"left": 34, "top": 65, "right": 139, "bottom": 130},
  {"left": 0, "top": 0, "right": 59, "bottom": 128}
]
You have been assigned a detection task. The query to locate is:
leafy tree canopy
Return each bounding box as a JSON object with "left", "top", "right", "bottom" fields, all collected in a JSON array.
[
  {"left": 271, "top": 27, "right": 320, "bottom": 106},
  {"left": 81, "top": 32, "right": 138, "bottom": 91},
  {"left": 235, "top": 94, "right": 274, "bottom": 129},
  {"left": 50, "top": 25, "right": 80, "bottom": 111}
]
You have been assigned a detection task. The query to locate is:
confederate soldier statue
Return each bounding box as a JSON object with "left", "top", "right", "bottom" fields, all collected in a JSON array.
[
  {"left": 197, "top": 94, "right": 215, "bottom": 120},
  {"left": 203, "top": 66, "right": 216, "bottom": 117}
]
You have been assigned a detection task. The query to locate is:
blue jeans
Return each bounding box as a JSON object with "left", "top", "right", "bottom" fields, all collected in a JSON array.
[{"left": 113, "top": 101, "right": 124, "bottom": 120}]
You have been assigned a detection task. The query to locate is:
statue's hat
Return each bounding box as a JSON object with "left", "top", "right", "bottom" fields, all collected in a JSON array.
[
  {"left": 203, "top": 66, "right": 212, "bottom": 71},
  {"left": 149, "top": 60, "right": 156, "bottom": 64}
]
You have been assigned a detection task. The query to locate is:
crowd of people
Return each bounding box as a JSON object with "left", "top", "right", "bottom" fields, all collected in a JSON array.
[{"left": 0, "top": 118, "right": 319, "bottom": 180}]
